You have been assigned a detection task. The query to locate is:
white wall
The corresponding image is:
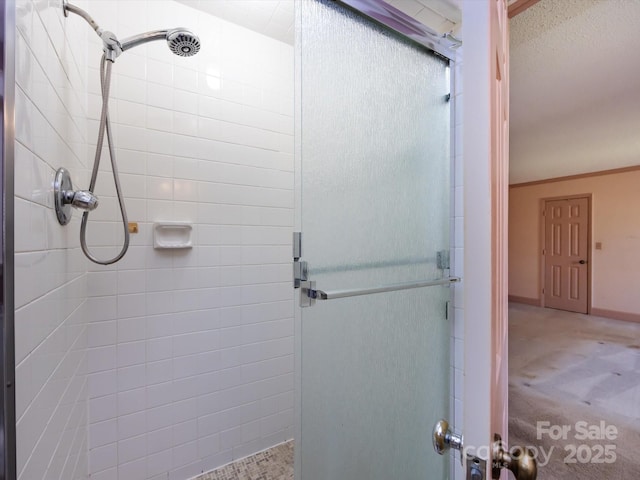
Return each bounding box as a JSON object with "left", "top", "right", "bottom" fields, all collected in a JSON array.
[
  {"left": 14, "top": 0, "right": 91, "bottom": 478},
  {"left": 81, "top": 2, "right": 294, "bottom": 479},
  {"left": 509, "top": 170, "right": 640, "bottom": 318}
]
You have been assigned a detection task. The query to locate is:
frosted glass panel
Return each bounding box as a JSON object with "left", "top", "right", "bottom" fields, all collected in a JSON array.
[{"left": 298, "top": 1, "right": 451, "bottom": 479}]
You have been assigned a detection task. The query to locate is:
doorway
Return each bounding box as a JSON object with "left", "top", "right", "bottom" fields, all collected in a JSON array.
[
  {"left": 508, "top": 1, "right": 640, "bottom": 479},
  {"left": 541, "top": 195, "right": 591, "bottom": 314}
]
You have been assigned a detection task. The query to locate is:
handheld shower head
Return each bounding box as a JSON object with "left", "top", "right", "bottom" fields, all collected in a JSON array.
[
  {"left": 120, "top": 28, "right": 201, "bottom": 57},
  {"left": 167, "top": 29, "right": 201, "bottom": 57},
  {"left": 64, "top": 2, "right": 201, "bottom": 61}
]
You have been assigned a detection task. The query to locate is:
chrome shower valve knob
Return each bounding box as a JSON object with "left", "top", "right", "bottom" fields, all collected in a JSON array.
[
  {"left": 63, "top": 189, "right": 99, "bottom": 212},
  {"left": 54, "top": 168, "right": 99, "bottom": 226}
]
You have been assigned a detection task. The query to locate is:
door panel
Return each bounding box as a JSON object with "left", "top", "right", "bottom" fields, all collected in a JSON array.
[
  {"left": 297, "top": 1, "right": 452, "bottom": 478},
  {"left": 544, "top": 197, "right": 589, "bottom": 313}
]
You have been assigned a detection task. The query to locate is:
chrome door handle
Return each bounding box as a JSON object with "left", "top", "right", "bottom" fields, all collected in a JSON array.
[
  {"left": 307, "top": 277, "right": 460, "bottom": 300},
  {"left": 492, "top": 434, "right": 537, "bottom": 480},
  {"left": 432, "top": 419, "right": 463, "bottom": 463}
]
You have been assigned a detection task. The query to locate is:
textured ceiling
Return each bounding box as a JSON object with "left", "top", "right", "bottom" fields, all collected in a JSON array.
[
  {"left": 175, "top": 1, "right": 295, "bottom": 44},
  {"left": 385, "top": 0, "right": 461, "bottom": 34},
  {"left": 510, "top": 0, "right": 640, "bottom": 183}
]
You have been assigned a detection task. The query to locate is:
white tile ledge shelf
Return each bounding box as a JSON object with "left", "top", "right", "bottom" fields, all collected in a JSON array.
[{"left": 153, "top": 222, "right": 193, "bottom": 249}]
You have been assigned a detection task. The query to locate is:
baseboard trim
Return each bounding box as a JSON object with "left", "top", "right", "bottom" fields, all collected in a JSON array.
[
  {"left": 591, "top": 308, "right": 640, "bottom": 324},
  {"left": 508, "top": 295, "right": 541, "bottom": 306}
]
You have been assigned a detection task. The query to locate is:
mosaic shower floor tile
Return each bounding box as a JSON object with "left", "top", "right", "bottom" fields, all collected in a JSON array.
[{"left": 196, "top": 441, "right": 294, "bottom": 480}]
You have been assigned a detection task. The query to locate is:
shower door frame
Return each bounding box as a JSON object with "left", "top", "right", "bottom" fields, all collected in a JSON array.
[
  {"left": 293, "top": 0, "right": 460, "bottom": 477},
  {"left": 0, "top": 0, "right": 17, "bottom": 479}
]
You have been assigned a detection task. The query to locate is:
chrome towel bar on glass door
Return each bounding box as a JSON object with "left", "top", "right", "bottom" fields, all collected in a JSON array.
[{"left": 300, "top": 277, "right": 460, "bottom": 306}]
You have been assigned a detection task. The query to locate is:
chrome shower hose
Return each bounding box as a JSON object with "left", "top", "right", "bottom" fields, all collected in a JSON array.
[{"left": 80, "top": 54, "right": 130, "bottom": 265}]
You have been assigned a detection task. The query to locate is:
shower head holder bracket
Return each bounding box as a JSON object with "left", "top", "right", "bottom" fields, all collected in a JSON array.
[{"left": 99, "top": 30, "right": 123, "bottom": 62}]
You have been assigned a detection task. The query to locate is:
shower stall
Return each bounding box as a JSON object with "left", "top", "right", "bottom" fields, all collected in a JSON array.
[{"left": 1, "top": 0, "right": 463, "bottom": 479}]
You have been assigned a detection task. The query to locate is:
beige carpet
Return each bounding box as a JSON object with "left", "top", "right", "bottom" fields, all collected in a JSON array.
[{"left": 509, "top": 304, "right": 640, "bottom": 479}]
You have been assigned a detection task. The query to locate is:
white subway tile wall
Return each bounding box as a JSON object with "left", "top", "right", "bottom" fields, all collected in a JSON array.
[
  {"left": 14, "top": 0, "right": 91, "bottom": 479},
  {"left": 14, "top": 1, "right": 462, "bottom": 480},
  {"left": 79, "top": 2, "right": 294, "bottom": 479}
]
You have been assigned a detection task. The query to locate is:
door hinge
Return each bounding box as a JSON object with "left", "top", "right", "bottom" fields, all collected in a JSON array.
[
  {"left": 293, "top": 232, "right": 301, "bottom": 260},
  {"left": 294, "top": 261, "right": 308, "bottom": 289},
  {"left": 293, "top": 232, "right": 307, "bottom": 288},
  {"left": 445, "top": 301, "right": 451, "bottom": 320},
  {"left": 542, "top": 249, "right": 545, "bottom": 255},
  {"left": 542, "top": 288, "right": 545, "bottom": 294}
]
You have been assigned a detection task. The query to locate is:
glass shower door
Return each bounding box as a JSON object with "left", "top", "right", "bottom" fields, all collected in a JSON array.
[{"left": 297, "top": 1, "right": 454, "bottom": 479}]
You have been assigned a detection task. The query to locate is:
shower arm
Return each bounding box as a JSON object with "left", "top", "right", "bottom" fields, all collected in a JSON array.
[
  {"left": 62, "top": 0, "right": 101, "bottom": 33},
  {"left": 63, "top": 0, "right": 123, "bottom": 61}
]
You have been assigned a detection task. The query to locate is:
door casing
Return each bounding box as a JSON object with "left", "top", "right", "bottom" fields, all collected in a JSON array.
[
  {"left": 462, "top": 0, "right": 510, "bottom": 476},
  {"left": 539, "top": 193, "right": 592, "bottom": 313}
]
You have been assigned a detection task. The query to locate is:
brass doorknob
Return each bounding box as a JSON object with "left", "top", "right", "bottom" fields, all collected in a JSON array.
[
  {"left": 579, "top": 260, "right": 586, "bottom": 264},
  {"left": 492, "top": 434, "right": 537, "bottom": 480}
]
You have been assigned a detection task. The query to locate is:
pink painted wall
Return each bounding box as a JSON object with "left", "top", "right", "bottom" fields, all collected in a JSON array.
[{"left": 509, "top": 170, "right": 640, "bottom": 314}]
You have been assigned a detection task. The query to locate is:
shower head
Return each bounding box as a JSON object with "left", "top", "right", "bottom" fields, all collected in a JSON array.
[
  {"left": 63, "top": 2, "right": 200, "bottom": 61},
  {"left": 167, "top": 29, "right": 201, "bottom": 57},
  {"left": 121, "top": 29, "right": 201, "bottom": 57}
]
